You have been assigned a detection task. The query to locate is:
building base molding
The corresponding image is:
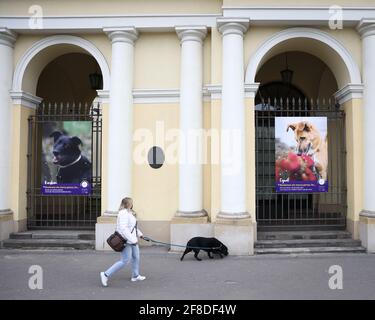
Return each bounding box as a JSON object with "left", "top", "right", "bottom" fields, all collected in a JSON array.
[
  {"left": 96, "top": 215, "right": 255, "bottom": 255},
  {"left": 95, "top": 217, "right": 171, "bottom": 250},
  {"left": 214, "top": 218, "right": 254, "bottom": 255},
  {"left": 175, "top": 210, "right": 208, "bottom": 218},
  {"left": 359, "top": 210, "right": 375, "bottom": 253}
]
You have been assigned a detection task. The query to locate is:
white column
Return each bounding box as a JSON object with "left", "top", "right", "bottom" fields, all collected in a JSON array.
[
  {"left": 217, "top": 18, "right": 249, "bottom": 218},
  {"left": 103, "top": 27, "right": 138, "bottom": 214},
  {"left": 0, "top": 28, "right": 16, "bottom": 215},
  {"left": 358, "top": 20, "right": 375, "bottom": 215},
  {"left": 175, "top": 26, "right": 207, "bottom": 216}
]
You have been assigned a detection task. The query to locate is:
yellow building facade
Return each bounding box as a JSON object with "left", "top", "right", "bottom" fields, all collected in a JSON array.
[{"left": 0, "top": 0, "right": 375, "bottom": 254}]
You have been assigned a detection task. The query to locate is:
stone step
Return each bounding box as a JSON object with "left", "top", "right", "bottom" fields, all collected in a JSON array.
[
  {"left": 255, "top": 238, "right": 362, "bottom": 248},
  {"left": 255, "top": 246, "right": 366, "bottom": 255},
  {"left": 257, "top": 230, "right": 352, "bottom": 241},
  {"left": 1, "top": 238, "right": 95, "bottom": 250},
  {"left": 9, "top": 231, "right": 95, "bottom": 240}
]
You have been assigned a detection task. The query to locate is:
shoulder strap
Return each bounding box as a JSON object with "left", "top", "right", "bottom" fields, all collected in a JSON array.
[{"left": 131, "top": 221, "right": 138, "bottom": 235}]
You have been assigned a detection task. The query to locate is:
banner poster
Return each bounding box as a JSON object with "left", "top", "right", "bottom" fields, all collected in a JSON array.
[
  {"left": 41, "top": 121, "right": 92, "bottom": 195},
  {"left": 275, "top": 116, "right": 328, "bottom": 193}
]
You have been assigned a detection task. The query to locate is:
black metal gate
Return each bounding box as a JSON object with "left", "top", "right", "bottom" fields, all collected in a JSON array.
[
  {"left": 255, "top": 97, "right": 347, "bottom": 230},
  {"left": 27, "top": 102, "right": 102, "bottom": 229}
]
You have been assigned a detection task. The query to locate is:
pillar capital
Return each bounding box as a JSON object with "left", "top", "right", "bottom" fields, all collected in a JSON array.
[
  {"left": 217, "top": 18, "right": 249, "bottom": 37},
  {"left": 103, "top": 27, "right": 138, "bottom": 45},
  {"left": 175, "top": 26, "right": 207, "bottom": 44},
  {"left": 0, "top": 28, "right": 17, "bottom": 48},
  {"left": 357, "top": 19, "right": 375, "bottom": 39},
  {"left": 334, "top": 84, "right": 364, "bottom": 104}
]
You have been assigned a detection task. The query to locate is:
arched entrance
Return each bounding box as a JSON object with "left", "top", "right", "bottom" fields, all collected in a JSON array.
[
  {"left": 247, "top": 29, "right": 358, "bottom": 230},
  {"left": 14, "top": 35, "right": 109, "bottom": 229}
]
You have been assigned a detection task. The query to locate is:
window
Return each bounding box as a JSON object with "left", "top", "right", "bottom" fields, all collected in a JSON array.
[{"left": 148, "top": 146, "right": 165, "bottom": 169}]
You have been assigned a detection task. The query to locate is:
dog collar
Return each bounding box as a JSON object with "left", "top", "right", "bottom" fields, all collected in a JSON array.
[{"left": 58, "top": 155, "right": 82, "bottom": 168}]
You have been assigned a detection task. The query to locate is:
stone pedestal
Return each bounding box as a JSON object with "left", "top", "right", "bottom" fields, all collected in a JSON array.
[
  {"left": 95, "top": 215, "right": 116, "bottom": 250},
  {"left": 214, "top": 218, "right": 254, "bottom": 255},
  {"left": 359, "top": 211, "right": 375, "bottom": 253},
  {"left": 0, "top": 210, "right": 14, "bottom": 241},
  {"left": 170, "top": 216, "right": 213, "bottom": 252}
]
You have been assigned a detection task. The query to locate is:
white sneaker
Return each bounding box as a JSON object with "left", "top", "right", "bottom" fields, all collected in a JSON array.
[
  {"left": 100, "top": 272, "right": 108, "bottom": 287},
  {"left": 131, "top": 275, "right": 146, "bottom": 282}
]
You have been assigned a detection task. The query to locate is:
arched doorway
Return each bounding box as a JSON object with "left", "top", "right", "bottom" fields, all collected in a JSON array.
[
  {"left": 14, "top": 36, "right": 109, "bottom": 229},
  {"left": 249, "top": 33, "right": 352, "bottom": 230}
]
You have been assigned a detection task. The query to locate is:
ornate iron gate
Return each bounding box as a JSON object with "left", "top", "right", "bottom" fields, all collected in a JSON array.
[
  {"left": 255, "top": 97, "right": 347, "bottom": 230},
  {"left": 27, "top": 102, "right": 102, "bottom": 229}
]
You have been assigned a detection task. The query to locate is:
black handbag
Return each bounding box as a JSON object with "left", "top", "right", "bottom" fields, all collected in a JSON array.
[{"left": 106, "top": 222, "right": 138, "bottom": 252}]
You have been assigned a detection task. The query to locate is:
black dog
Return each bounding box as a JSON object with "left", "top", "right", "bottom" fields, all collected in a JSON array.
[
  {"left": 50, "top": 131, "right": 92, "bottom": 184},
  {"left": 180, "top": 237, "right": 228, "bottom": 261}
]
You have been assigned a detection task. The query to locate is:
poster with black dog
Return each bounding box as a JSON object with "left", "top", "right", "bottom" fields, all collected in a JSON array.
[{"left": 41, "top": 121, "right": 92, "bottom": 195}]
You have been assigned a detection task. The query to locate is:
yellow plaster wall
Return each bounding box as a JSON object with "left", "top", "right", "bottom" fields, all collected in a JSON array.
[
  {"left": 211, "top": 27, "right": 222, "bottom": 85},
  {"left": 132, "top": 104, "right": 179, "bottom": 221},
  {"left": 134, "top": 33, "right": 211, "bottom": 89},
  {"left": 10, "top": 105, "right": 35, "bottom": 223},
  {"left": 342, "top": 98, "right": 363, "bottom": 224},
  {"left": 100, "top": 103, "right": 109, "bottom": 214},
  {"left": 209, "top": 99, "right": 221, "bottom": 222},
  {"left": 245, "top": 98, "right": 256, "bottom": 223},
  {"left": 203, "top": 101, "right": 212, "bottom": 216},
  {"left": 134, "top": 33, "right": 180, "bottom": 89}
]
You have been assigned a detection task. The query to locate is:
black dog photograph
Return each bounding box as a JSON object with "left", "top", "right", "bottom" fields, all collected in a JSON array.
[
  {"left": 180, "top": 237, "right": 229, "bottom": 261},
  {"left": 42, "top": 121, "right": 92, "bottom": 185}
]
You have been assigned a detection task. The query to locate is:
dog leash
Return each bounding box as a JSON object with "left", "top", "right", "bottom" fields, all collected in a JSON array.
[{"left": 142, "top": 236, "right": 222, "bottom": 250}]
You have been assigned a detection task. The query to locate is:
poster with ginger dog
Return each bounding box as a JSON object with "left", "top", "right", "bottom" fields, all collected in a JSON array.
[{"left": 275, "top": 117, "right": 328, "bottom": 193}]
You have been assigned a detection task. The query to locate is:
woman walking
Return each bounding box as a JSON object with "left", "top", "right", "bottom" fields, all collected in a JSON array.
[{"left": 100, "top": 197, "right": 146, "bottom": 286}]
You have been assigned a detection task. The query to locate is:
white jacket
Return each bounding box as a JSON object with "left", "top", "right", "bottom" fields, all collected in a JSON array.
[{"left": 116, "top": 209, "right": 143, "bottom": 244}]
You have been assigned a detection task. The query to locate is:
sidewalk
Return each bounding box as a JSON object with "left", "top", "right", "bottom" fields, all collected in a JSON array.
[{"left": 0, "top": 247, "right": 374, "bottom": 300}]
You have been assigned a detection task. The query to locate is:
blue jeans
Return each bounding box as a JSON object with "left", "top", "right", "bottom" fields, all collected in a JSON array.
[{"left": 105, "top": 244, "right": 140, "bottom": 278}]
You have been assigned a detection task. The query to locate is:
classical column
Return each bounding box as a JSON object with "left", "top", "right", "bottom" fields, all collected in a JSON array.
[
  {"left": 357, "top": 19, "right": 375, "bottom": 251},
  {"left": 103, "top": 27, "right": 138, "bottom": 214},
  {"left": 217, "top": 18, "right": 250, "bottom": 219},
  {"left": 0, "top": 28, "right": 17, "bottom": 216},
  {"left": 358, "top": 20, "right": 375, "bottom": 216},
  {"left": 175, "top": 26, "right": 207, "bottom": 217}
]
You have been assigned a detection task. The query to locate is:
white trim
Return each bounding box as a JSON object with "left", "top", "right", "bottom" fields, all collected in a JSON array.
[
  {"left": 222, "top": 6, "right": 375, "bottom": 26},
  {"left": 0, "top": 27, "right": 17, "bottom": 48},
  {"left": 96, "top": 90, "right": 110, "bottom": 104},
  {"left": 12, "top": 35, "right": 110, "bottom": 92},
  {"left": 133, "top": 89, "right": 180, "bottom": 104},
  {"left": 133, "top": 86, "right": 221, "bottom": 104},
  {"left": 357, "top": 18, "right": 375, "bottom": 38},
  {"left": 245, "top": 27, "right": 362, "bottom": 85},
  {"left": 0, "top": 15, "right": 219, "bottom": 33},
  {"left": 175, "top": 26, "right": 207, "bottom": 44},
  {"left": 334, "top": 84, "right": 364, "bottom": 104},
  {"left": 217, "top": 18, "right": 250, "bottom": 36},
  {"left": 10, "top": 90, "right": 42, "bottom": 109},
  {"left": 244, "top": 83, "right": 260, "bottom": 98},
  {"left": 204, "top": 85, "right": 222, "bottom": 100},
  {"left": 104, "top": 27, "right": 138, "bottom": 45},
  {"left": 2, "top": 8, "right": 375, "bottom": 30}
]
